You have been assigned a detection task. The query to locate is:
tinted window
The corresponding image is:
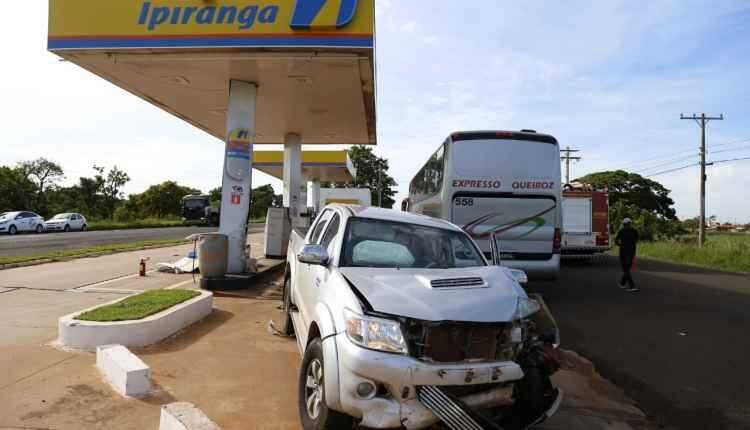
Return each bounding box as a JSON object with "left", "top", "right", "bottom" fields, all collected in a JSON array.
[
  {"left": 320, "top": 214, "right": 340, "bottom": 251},
  {"left": 409, "top": 142, "right": 446, "bottom": 202},
  {"left": 309, "top": 210, "right": 333, "bottom": 244},
  {"left": 341, "top": 218, "right": 485, "bottom": 268}
]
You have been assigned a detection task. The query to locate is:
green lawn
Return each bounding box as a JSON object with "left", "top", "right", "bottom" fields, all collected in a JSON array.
[
  {"left": 76, "top": 289, "right": 201, "bottom": 322},
  {"left": 0, "top": 239, "right": 188, "bottom": 266},
  {"left": 636, "top": 233, "right": 750, "bottom": 273},
  {"left": 88, "top": 218, "right": 186, "bottom": 231}
]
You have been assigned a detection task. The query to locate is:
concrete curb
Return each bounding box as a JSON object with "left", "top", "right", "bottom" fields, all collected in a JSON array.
[
  {"left": 58, "top": 290, "right": 213, "bottom": 351},
  {"left": 160, "top": 402, "right": 222, "bottom": 430}
]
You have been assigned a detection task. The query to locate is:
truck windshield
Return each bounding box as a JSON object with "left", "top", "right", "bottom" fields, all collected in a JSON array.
[
  {"left": 183, "top": 199, "right": 206, "bottom": 208},
  {"left": 341, "top": 218, "right": 486, "bottom": 269}
]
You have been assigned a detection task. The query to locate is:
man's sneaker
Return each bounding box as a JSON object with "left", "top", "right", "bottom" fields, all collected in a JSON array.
[
  {"left": 626, "top": 286, "right": 639, "bottom": 292},
  {"left": 618, "top": 282, "right": 626, "bottom": 289}
]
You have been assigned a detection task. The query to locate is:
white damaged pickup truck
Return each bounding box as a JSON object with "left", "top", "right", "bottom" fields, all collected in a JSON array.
[{"left": 280, "top": 205, "right": 563, "bottom": 430}]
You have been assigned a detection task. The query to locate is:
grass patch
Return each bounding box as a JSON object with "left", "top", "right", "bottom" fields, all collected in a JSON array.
[
  {"left": 88, "top": 217, "right": 186, "bottom": 231},
  {"left": 0, "top": 239, "right": 188, "bottom": 266},
  {"left": 635, "top": 233, "right": 750, "bottom": 273},
  {"left": 76, "top": 289, "right": 201, "bottom": 322}
]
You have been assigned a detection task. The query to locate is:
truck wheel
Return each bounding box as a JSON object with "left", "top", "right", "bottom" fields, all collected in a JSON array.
[
  {"left": 64, "top": 225, "right": 70, "bottom": 232},
  {"left": 298, "top": 338, "right": 353, "bottom": 430},
  {"left": 280, "top": 276, "right": 295, "bottom": 336}
]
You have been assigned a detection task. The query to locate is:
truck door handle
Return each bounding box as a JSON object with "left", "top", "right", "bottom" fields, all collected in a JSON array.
[{"left": 315, "top": 278, "right": 321, "bottom": 287}]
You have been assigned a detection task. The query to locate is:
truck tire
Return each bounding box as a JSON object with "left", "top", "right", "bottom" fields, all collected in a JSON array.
[
  {"left": 280, "top": 276, "right": 295, "bottom": 336},
  {"left": 298, "top": 338, "right": 353, "bottom": 430}
]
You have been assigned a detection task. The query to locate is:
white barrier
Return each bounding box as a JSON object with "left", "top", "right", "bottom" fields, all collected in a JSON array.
[{"left": 96, "top": 344, "right": 151, "bottom": 397}]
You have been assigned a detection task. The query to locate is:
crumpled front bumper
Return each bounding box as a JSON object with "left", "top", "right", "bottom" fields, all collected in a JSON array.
[{"left": 334, "top": 334, "right": 524, "bottom": 429}]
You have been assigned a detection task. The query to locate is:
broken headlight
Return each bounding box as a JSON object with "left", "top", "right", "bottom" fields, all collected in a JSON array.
[{"left": 344, "top": 309, "right": 408, "bottom": 355}]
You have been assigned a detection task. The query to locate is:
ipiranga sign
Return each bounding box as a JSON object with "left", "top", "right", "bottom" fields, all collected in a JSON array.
[{"left": 48, "top": 0, "right": 374, "bottom": 50}]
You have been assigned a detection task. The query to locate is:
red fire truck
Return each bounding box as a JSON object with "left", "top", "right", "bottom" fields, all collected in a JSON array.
[{"left": 561, "top": 184, "right": 610, "bottom": 257}]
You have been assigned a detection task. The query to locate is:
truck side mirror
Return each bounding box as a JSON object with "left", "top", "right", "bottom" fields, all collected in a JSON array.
[{"left": 297, "top": 244, "right": 329, "bottom": 266}]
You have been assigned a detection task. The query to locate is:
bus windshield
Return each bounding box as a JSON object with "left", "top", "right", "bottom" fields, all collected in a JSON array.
[{"left": 341, "top": 218, "right": 486, "bottom": 269}]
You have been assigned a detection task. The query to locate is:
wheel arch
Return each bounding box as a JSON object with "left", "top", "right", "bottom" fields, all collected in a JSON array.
[{"left": 309, "top": 303, "right": 342, "bottom": 411}]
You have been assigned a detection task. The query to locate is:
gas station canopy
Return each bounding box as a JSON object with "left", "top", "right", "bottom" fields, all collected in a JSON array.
[
  {"left": 254, "top": 150, "right": 355, "bottom": 182},
  {"left": 48, "top": 0, "right": 376, "bottom": 145}
]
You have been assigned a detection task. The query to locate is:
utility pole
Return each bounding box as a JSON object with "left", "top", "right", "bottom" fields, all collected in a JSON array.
[
  {"left": 680, "top": 113, "right": 723, "bottom": 248},
  {"left": 560, "top": 146, "right": 581, "bottom": 184}
]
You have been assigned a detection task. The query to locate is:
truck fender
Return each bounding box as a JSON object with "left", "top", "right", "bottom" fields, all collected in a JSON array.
[{"left": 314, "top": 302, "right": 342, "bottom": 411}]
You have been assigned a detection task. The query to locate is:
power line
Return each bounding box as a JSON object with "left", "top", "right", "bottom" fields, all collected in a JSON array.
[
  {"left": 611, "top": 137, "right": 749, "bottom": 171},
  {"left": 680, "top": 112, "right": 724, "bottom": 248},
  {"left": 709, "top": 156, "right": 750, "bottom": 165},
  {"left": 709, "top": 144, "right": 750, "bottom": 155},
  {"left": 560, "top": 147, "right": 581, "bottom": 184},
  {"left": 645, "top": 163, "right": 698, "bottom": 177},
  {"left": 712, "top": 137, "right": 750, "bottom": 148},
  {"left": 636, "top": 153, "right": 698, "bottom": 173}
]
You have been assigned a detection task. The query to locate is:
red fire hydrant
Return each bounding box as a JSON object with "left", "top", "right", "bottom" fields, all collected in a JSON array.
[{"left": 139, "top": 259, "right": 147, "bottom": 277}]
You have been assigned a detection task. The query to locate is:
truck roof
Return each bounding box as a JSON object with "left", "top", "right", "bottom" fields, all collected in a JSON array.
[{"left": 330, "top": 205, "right": 462, "bottom": 232}]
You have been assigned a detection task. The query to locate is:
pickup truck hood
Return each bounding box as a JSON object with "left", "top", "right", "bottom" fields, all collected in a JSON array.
[{"left": 338, "top": 266, "right": 529, "bottom": 322}]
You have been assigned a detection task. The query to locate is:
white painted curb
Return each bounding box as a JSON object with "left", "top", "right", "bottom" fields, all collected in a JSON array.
[
  {"left": 58, "top": 290, "right": 213, "bottom": 351},
  {"left": 96, "top": 344, "right": 151, "bottom": 397},
  {"left": 160, "top": 402, "right": 221, "bottom": 430}
]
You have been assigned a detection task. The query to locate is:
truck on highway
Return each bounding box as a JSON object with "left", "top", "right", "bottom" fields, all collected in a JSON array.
[
  {"left": 561, "top": 185, "right": 610, "bottom": 257},
  {"left": 181, "top": 194, "right": 220, "bottom": 226},
  {"left": 280, "top": 204, "right": 562, "bottom": 430},
  {"left": 404, "top": 130, "right": 563, "bottom": 279}
]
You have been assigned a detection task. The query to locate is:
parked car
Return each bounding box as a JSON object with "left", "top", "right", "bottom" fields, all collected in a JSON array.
[
  {"left": 44, "top": 213, "right": 88, "bottom": 232},
  {"left": 282, "top": 205, "right": 562, "bottom": 430},
  {"left": 0, "top": 211, "right": 46, "bottom": 235}
]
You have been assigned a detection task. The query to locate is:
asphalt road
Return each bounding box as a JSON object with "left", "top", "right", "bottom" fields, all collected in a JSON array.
[
  {"left": 528, "top": 257, "right": 750, "bottom": 430},
  {"left": 0, "top": 224, "right": 264, "bottom": 258}
]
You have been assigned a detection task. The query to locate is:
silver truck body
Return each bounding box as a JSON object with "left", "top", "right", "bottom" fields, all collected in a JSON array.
[{"left": 285, "top": 205, "right": 561, "bottom": 429}]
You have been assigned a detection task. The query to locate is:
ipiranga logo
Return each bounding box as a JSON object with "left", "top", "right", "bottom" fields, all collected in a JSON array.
[
  {"left": 138, "top": 2, "right": 280, "bottom": 31},
  {"left": 137, "top": 0, "right": 359, "bottom": 31},
  {"left": 290, "top": 0, "right": 358, "bottom": 29}
]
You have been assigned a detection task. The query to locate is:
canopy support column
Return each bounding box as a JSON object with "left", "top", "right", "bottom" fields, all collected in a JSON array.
[
  {"left": 283, "top": 133, "right": 304, "bottom": 227},
  {"left": 219, "top": 80, "right": 256, "bottom": 274}
]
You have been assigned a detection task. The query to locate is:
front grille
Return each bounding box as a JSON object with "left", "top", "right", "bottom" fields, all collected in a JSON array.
[
  {"left": 403, "top": 320, "right": 516, "bottom": 363},
  {"left": 430, "top": 277, "right": 484, "bottom": 288}
]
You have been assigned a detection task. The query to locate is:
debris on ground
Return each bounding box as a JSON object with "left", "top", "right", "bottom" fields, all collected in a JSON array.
[{"left": 156, "top": 250, "right": 199, "bottom": 274}]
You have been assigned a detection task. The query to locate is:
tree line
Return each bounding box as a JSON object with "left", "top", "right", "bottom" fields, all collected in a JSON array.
[{"left": 0, "top": 149, "right": 398, "bottom": 221}]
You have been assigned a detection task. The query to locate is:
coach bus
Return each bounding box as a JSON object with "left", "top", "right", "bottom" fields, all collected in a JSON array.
[{"left": 405, "top": 130, "right": 562, "bottom": 279}]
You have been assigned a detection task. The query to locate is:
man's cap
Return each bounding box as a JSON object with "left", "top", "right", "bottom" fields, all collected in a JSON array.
[{"left": 623, "top": 218, "right": 632, "bottom": 224}]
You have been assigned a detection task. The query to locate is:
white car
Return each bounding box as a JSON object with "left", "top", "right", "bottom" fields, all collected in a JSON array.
[
  {"left": 0, "top": 211, "right": 46, "bottom": 235},
  {"left": 44, "top": 213, "right": 88, "bottom": 232},
  {"left": 283, "top": 205, "right": 562, "bottom": 430}
]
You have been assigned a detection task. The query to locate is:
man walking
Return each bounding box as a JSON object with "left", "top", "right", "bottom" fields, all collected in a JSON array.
[{"left": 616, "top": 218, "right": 639, "bottom": 292}]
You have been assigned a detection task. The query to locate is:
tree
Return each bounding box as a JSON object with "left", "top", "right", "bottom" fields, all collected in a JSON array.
[
  {"left": 208, "top": 187, "right": 222, "bottom": 206},
  {"left": 17, "top": 158, "right": 64, "bottom": 216},
  {"left": 576, "top": 170, "right": 681, "bottom": 240},
  {"left": 250, "top": 184, "right": 275, "bottom": 219},
  {"left": 681, "top": 217, "right": 700, "bottom": 233},
  {"left": 132, "top": 181, "right": 199, "bottom": 218},
  {"left": 0, "top": 166, "right": 36, "bottom": 212},
  {"left": 347, "top": 146, "right": 397, "bottom": 208}
]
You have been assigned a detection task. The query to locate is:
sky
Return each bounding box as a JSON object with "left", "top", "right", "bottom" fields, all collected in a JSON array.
[{"left": 2, "top": 1, "right": 749, "bottom": 222}]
